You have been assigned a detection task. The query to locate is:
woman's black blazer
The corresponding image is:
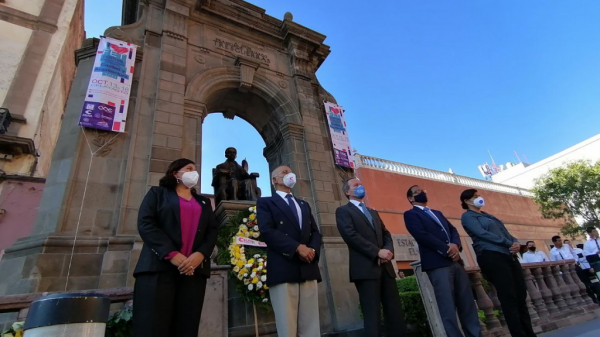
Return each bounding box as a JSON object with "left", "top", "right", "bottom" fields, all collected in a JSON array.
[{"left": 133, "top": 186, "right": 218, "bottom": 277}]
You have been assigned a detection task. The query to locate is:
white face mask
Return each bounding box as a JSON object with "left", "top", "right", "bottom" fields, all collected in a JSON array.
[
  {"left": 282, "top": 173, "right": 296, "bottom": 188},
  {"left": 178, "top": 171, "right": 199, "bottom": 188},
  {"left": 471, "top": 196, "right": 485, "bottom": 208}
]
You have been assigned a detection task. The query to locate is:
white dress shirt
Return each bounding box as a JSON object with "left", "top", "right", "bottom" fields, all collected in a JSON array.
[
  {"left": 572, "top": 248, "right": 592, "bottom": 269},
  {"left": 349, "top": 199, "right": 368, "bottom": 215},
  {"left": 583, "top": 238, "right": 600, "bottom": 256},
  {"left": 550, "top": 245, "right": 575, "bottom": 261},
  {"left": 276, "top": 191, "right": 302, "bottom": 228},
  {"left": 521, "top": 251, "right": 549, "bottom": 263}
]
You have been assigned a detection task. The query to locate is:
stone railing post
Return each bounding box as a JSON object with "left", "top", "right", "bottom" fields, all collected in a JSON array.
[
  {"left": 552, "top": 264, "right": 576, "bottom": 307},
  {"left": 532, "top": 267, "right": 559, "bottom": 314},
  {"left": 469, "top": 271, "right": 502, "bottom": 331},
  {"left": 522, "top": 267, "right": 548, "bottom": 318},
  {"left": 568, "top": 264, "right": 595, "bottom": 305},
  {"left": 525, "top": 292, "right": 539, "bottom": 322},
  {"left": 488, "top": 284, "right": 507, "bottom": 328},
  {"left": 559, "top": 263, "right": 585, "bottom": 307},
  {"left": 542, "top": 265, "right": 567, "bottom": 311},
  {"left": 410, "top": 261, "right": 447, "bottom": 337}
]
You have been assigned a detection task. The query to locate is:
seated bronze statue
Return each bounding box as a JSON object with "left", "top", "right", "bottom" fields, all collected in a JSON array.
[{"left": 211, "top": 147, "right": 261, "bottom": 206}]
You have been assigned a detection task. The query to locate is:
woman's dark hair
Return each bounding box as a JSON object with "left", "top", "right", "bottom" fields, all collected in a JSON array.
[
  {"left": 460, "top": 189, "right": 478, "bottom": 210},
  {"left": 159, "top": 158, "right": 196, "bottom": 191}
]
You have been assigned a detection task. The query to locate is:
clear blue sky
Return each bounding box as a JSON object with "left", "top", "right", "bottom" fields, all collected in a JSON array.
[{"left": 85, "top": 0, "right": 600, "bottom": 196}]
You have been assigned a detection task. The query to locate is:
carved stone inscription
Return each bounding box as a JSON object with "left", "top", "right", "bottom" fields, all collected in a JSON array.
[
  {"left": 213, "top": 38, "right": 270, "bottom": 64},
  {"left": 392, "top": 234, "right": 420, "bottom": 261}
]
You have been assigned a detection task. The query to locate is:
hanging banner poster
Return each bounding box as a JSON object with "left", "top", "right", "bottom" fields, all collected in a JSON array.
[
  {"left": 324, "top": 101, "right": 354, "bottom": 168},
  {"left": 78, "top": 37, "right": 137, "bottom": 132}
]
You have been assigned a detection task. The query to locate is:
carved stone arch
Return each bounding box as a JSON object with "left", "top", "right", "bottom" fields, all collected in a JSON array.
[
  {"left": 185, "top": 66, "right": 303, "bottom": 144},
  {"left": 184, "top": 66, "right": 308, "bottom": 195}
]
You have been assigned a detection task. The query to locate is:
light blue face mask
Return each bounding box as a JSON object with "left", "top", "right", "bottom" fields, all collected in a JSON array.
[{"left": 353, "top": 185, "right": 366, "bottom": 199}]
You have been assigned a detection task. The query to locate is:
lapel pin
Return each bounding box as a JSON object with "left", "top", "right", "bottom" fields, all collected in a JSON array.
[
  {"left": 202, "top": 201, "right": 206, "bottom": 204},
  {"left": 280, "top": 221, "right": 284, "bottom": 224}
]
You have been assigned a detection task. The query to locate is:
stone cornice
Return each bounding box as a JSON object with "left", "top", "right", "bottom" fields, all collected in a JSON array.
[
  {"left": 184, "top": 99, "right": 208, "bottom": 120},
  {"left": 281, "top": 20, "right": 327, "bottom": 46},
  {"left": 75, "top": 38, "right": 100, "bottom": 66},
  {"left": 0, "top": 5, "right": 58, "bottom": 33}
]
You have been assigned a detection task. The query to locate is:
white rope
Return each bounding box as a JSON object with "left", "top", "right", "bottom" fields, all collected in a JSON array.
[{"left": 64, "top": 126, "right": 120, "bottom": 291}]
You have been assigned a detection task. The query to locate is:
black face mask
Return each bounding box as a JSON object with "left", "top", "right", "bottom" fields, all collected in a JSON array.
[
  {"left": 528, "top": 246, "right": 536, "bottom": 252},
  {"left": 413, "top": 192, "right": 428, "bottom": 203}
]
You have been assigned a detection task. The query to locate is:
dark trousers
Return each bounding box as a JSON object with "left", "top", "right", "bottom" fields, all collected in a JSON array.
[
  {"left": 576, "top": 266, "right": 600, "bottom": 303},
  {"left": 427, "top": 262, "right": 482, "bottom": 337},
  {"left": 133, "top": 270, "right": 208, "bottom": 337},
  {"left": 355, "top": 267, "right": 407, "bottom": 337},
  {"left": 477, "top": 251, "right": 536, "bottom": 337}
]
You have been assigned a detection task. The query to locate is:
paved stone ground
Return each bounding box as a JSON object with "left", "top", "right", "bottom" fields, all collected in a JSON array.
[{"left": 540, "top": 318, "right": 600, "bottom": 337}]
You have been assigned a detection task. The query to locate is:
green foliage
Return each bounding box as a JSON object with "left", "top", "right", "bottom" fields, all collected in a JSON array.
[
  {"left": 105, "top": 304, "right": 133, "bottom": 337},
  {"left": 396, "top": 276, "right": 419, "bottom": 293},
  {"left": 399, "top": 291, "right": 431, "bottom": 337},
  {"left": 477, "top": 309, "right": 500, "bottom": 324},
  {"left": 480, "top": 276, "right": 491, "bottom": 294},
  {"left": 532, "top": 160, "right": 600, "bottom": 238},
  {"left": 358, "top": 276, "right": 431, "bottom": 336},
  {"left": 216, "top": 211, "right": 245, "bottom": 266}
]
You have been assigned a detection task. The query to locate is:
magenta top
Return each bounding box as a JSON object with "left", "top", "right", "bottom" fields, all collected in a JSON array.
[{"left": 165, "top": 197, "right": 202, "bottom": 260}]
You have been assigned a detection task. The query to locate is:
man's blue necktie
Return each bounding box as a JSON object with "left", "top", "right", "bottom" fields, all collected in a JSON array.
[
  {"left": 285, "top": 194, "right": 300, "bottom": 227},
  {"left": 423, "top": 207, "right": 450, "bottom": 241},
  {"left": 359, "top": 203, "right": 374, "bottom": 229}
]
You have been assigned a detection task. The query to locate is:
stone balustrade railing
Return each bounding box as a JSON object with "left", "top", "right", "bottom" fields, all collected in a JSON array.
[
  {"left": 413, "top": 260, "right": 600, "bottom": 337},
  {"left": 355, "top": 154, "right": 533, "bottom": 197}
]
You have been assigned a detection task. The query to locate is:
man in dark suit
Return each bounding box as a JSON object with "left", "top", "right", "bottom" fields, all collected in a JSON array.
[
  {"left": 257, "top": 165, "right": 322, "bottom": 337},
  {"left": 336, "top": 178, "right": 407, "bottom": 337},
  {"left": 404, "top": 185, "right": 481, "bottom": 337}
]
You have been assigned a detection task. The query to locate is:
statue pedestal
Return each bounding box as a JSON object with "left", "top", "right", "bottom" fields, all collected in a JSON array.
[
  {"left": 199, "top": 266, "right": 229, "bottom": 337},
  {"left": 215, "top": 200, "right": 256, "bottom": 228}
]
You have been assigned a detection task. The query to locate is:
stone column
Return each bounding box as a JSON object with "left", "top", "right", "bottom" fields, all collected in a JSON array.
[
  {"left": 560, "top": 263, "right": 584, "bottom": 307},
  {"left": 542, "top": 266, "right": 567, "bottom": 311},
  {"left": 525, "top": 292, "right": 539, "bottom": 322},
  {"left": 146, "top": 0, "right": 192, "bottom": 188},
  {"left": 569, "top": 264, "right": 595, "bottom": 305},
  {"left": 552, "top": 264, "right": 576, "bottom": 307},
  {"left": 522, "top": 268, "right": 548, "bottom": 318},
  {"left": 532, "top": 267, "right": 559, "bottom": 314},
  {"left": 469, "top": 271, "right": 502, "bottom": 331},
  {"left": 488, "top": 284, "right": 507, "bottom": 328},
  {"left": 281, "top": 20, "right": 353, "bottom": 333},
  {"left": 411, "top": 262, "right": 447, "bottom": 337}
]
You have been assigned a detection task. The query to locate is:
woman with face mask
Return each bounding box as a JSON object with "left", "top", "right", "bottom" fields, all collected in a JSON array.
[
  {"left": 460, "top": 189, "right": 536, "bottom": 337},
  {"left": 133, "top": 158, "right": 218, "bottom": 337}
]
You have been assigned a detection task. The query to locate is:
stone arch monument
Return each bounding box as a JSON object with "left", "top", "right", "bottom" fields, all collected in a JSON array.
[{"left": 0, "top": 0, "right": 361, "bottom": 334}]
